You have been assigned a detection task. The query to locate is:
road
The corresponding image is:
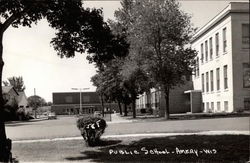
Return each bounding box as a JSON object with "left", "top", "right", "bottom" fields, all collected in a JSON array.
[{"left": 5, "top": 115, "right": 249, "bottom": 141}]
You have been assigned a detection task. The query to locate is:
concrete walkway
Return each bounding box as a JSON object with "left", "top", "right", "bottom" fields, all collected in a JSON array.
[
  {"left": 109, "top": 113, "right": 135, "bottom": 123},
  {"left": 12, "top": 130, "right": 249, "bottom": 143}
]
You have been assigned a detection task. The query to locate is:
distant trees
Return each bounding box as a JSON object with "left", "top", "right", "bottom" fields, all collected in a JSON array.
[
  {"left": 3, "top": 76, "right": 26, "bottom": 92},
  {"left": 27, "top": 95, "right": 46, "bottom": 119}
]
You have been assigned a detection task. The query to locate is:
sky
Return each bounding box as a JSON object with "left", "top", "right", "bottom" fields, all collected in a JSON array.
[{"left": 2, "top": 0, "right": 248, "bottom": 102}]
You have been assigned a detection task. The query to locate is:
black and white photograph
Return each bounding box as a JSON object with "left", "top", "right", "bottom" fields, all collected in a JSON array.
[{"left": 0, "top": 0, "right": 249, "bottom": 162}]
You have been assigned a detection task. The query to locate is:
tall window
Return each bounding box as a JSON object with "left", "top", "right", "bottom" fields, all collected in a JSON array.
[
  {"left": 206, "top": 102, "right": 209, "bottom": 112},
  {"left": 211, "top": 102, "right": 214, "bottom": 112},
  {"left": 206, "top": 72, "right": 209, "bottom": 92},
  {"left": 202, "top": 73, "right": 205, "bottom": 92},
  {"left": 224, "top": 65, "right": 228, "bottom": 89},
  {"left": 243, "top": 63, "right": 250, "bottom": 88},
  {"left": 242, "top": 24, "right": 249, "bottom": 49},
  {"left": 201, "top": 43, "right": 204, "bottom": 63},
  {"left": 196, "top": 57, "right": 199, "bottom": 77},
  {"left": 223, "top": 28, "right": 227, "bottom": 52},
  {"left": 216, "top": 68, "right": 220, "bottom": 90},
  {"left": 224, "top": 101, "right": 228, "bottom": 111},
  {"left": 205, "top": 41, "right": 208, "bottom": 61},
  {"left": 215, "top": 33, "right": 219, "bottom": 56},
  {"left": 217, "top": 102, "right": 221, "bottom": 111},
  {"left": 210, "top": 70, "right": 214, "bottom": 91},
  {"left": 209, "top": 37, "right": 213, "bottom": 59}
]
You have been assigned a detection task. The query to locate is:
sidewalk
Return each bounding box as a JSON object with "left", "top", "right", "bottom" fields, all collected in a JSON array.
[
  {"left": 109, "top": 113, "right": 136, "bottom": 123},
  {"left": 12, "top": 130, "right": 249, "bottom": 143}
]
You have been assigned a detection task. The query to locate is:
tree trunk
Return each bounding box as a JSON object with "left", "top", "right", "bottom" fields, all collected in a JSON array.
[
  {"left": 35, "top": 109, "right": 37, "bottom": 119},
  {"left": 117, "top": 100, "right": 122, "bottom": 115},
  {"left": 0, "top": 31, "right": 10, "bottom": 162},
  {"left": 131, "top": 98, "right": 136, "bottom": 118},
  {"left": 124, "top": 103, "right": 128, "bottom": 116},
  {"left": 164, "top": 87, "right": 170, "bottom": 120},
  {"left": 100, "top": 94, "right": 105, "bottom": 117}
]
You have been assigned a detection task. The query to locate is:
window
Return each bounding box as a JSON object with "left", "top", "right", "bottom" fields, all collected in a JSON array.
[
  {"left": 209, "top": 37, "right": 213, "bottom": 59},
  {"left": 202, "top": 73, "right": 205, "bottom": 92},
  {"left": 65, "top": 96, "right": 73, "bottom": 103},
  {"left": 223, "top": 28, "right": 227, "bottom": 52},
  {"left": 244, "top": 98, "right": 250, "bottom": 110},
  {"left": 210, "top": 70, "right": 214, "bottom": 91},
  {"left": 206, "top": 102, "right": 209, "bottom": 112},
  {"left": 224, "top": 65, "right": 228, "bottom": 89},
  {"left": 205, "top": 41, "right": 208, "bottom": 61},
  {"left": 211, "top": 102, "right": 214, "bottom": 112},
  {"left": 83, "top": 96, "right": 90, "bottom": 102},
  {"left": 242, "top": 24, "right": 249, "bottom": 49},
  {"left": 196, "top": 57, "right": 199, "bottom": 77},
  {"left": 206, "top": 72, "right": 209, "bottom": 92},
  {"left": 243, "top": 63, "right": 250, "bottom": 88},
  {"left": 201, "top": 43, "right": 204, "bottom": 63},
  {"left": 224, "top": 101, "right": 228, "bottom": 111},
  {"left": 215, "top": 33, "right": 219, "bottom": 56},
  {"left": 216, "top": 68, "right": 220, "bottom": 90},
  {"left": 217, "top": 102, "right": 221, "bottom": 111}
]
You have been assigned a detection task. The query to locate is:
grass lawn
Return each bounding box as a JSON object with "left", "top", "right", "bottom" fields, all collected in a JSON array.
[{"left": 12, "top": 135, "right": 249, "bottom": 163}]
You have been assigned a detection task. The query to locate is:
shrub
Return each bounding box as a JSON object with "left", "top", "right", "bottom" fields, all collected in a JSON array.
[{"left": 77, "top": 116, "right": 107, "bottom": 146}]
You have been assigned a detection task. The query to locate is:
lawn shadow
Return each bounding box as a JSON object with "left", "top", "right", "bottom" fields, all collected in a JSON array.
[
  {"left": 65, "top": 135, "right": 249, "bottom": 163},
  {"left": 65, "top": 139, "right": 122, "bottom": 161}
]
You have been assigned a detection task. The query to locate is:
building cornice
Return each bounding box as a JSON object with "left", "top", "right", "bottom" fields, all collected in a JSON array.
[{"left": 191, "top": 2, "right": 249, "bottom": 44}]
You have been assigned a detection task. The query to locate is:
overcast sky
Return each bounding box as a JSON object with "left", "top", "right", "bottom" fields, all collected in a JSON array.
[{"left": 2, "top": 0, "right": 248, "bottom": 102}]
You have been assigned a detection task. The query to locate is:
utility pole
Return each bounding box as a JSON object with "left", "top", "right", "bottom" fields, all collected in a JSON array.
[{"left": 71, "top": 88, "right": 90, "bottom": 114}]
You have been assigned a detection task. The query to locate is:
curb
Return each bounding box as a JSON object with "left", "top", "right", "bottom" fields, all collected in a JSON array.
[{"left": 12, "top": 130, "right": 249, "bottom": 143}]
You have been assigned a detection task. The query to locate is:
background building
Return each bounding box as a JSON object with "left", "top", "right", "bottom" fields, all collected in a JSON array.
[
  {"left": 190, "top": 2, "right": 249, "bottom": 113},
  {"left": 136, "top": 79, "right": 193, "bottom": 116},
  {"left": 2, "top": 86, "right": 31, "bottom": 114},
  {"left": 52, "top": 92, "right": 118, "bottom": 115}
]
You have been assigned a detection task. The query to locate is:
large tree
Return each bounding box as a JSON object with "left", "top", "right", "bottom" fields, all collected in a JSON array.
[
  {"left": 0, "top": 0, "right": 118, "bottom": 161},
  {"left": 3, "top": 76, "right": 26, "bottom": 92},
  {"left": 127, "top": 0, "right": 197, "bottom": 119}
]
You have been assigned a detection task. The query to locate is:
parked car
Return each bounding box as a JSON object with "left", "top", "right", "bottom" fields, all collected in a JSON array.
[{"left": 48, "top": 112, "right": 57, "bottom": 120}]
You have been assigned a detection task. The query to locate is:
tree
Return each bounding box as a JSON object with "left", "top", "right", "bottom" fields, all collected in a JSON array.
[
  {"left": 127, "top": 0, "right": 197, "bottom": 119},
  {"left": 91, "top": 58, "right": 126, "bottom": 116},
  {"left": 121, "top": 57, "right": 151, "bottom": 118},
  {"left": 27, "top": 95, "right": 46, "bottom": 119},
  {"left": 3, "top": 76, "right": 26, "bottom": 92},
  {"left": 0, "top": 0, "right": 117, "bottom": 161}
]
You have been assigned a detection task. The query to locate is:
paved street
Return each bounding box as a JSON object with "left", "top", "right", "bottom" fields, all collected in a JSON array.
[{"left": 5, "top": 115, "right": 250, "bottom": 141}]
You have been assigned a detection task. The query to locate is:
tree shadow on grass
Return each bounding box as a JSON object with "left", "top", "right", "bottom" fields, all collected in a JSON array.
[
  {"left": 65, "top": 135, "right": 249, "bottom": 163},
  {"left": 65, "top": 139, "right": 122, "bottom": 161}
]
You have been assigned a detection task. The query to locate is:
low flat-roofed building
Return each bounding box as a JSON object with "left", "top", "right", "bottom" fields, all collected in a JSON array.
[{"left": 52, "top": 92, "right": 118, "bottom": 115}]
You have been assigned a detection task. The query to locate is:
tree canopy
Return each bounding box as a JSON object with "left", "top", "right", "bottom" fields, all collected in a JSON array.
[
  {"left": 125, "top": 0, "right": 197, "bottom": 119},
  {"left": 0, "top": 1, "right": 128, "bottom": 161},
  {"left": 3, "top": 76, "right": 26, "bottom": 92}
]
